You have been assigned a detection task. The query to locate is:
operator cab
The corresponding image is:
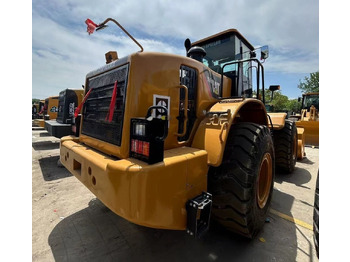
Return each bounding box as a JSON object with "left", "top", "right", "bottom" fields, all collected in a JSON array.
[
  {"left": 302, "top": 93, "right": 319, "bottom": 111},
  {"left": 186, "top": 29, "right": 267, "bottom": 101}
]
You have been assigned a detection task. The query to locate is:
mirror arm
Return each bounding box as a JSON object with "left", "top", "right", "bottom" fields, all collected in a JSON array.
[{"left": 98, "top": 18, "right": 144, "bottom": 52}]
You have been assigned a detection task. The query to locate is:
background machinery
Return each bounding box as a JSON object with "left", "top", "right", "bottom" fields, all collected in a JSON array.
[
  {"left": 33, "top": 96, "right": 59, "bottom": 128},
  {"left": 60, "top": 18, "right": 304, "bottom": 238},
  {"left": 45, "top": 88, "right": 84, "bottom": 138},
  {"left": 290, "top": 92, "right": 319, "bottom": 147}
]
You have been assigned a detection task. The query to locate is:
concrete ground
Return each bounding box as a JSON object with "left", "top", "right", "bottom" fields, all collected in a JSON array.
[{"left": 32, "top": 128, "right": 319, "bottom": 262}]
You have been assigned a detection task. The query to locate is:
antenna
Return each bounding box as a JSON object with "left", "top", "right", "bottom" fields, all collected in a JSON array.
[{"left": 85, "top": 17, "right": 144, "bottom": 52}]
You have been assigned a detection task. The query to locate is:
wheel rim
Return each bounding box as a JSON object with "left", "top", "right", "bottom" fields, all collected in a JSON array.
[{"left": 257, "top": 153, "right": 273, "bottom": 209}]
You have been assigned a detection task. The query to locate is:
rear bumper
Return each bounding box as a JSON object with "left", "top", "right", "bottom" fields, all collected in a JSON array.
[
  {"left": 33, "top": 119, "right": 45, "bottom": 128},
  {"left": 60, "top": 136, "right": 208, "bottom": 230},
  {"left": 45, "top": 120, "right": 72, "bottom": 138}
]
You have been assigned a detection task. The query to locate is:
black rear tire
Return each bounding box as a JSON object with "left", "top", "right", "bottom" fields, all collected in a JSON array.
[
  {"left": 273, "top": 120, "right": 297, "bottom": 173},
  {"left": 208, "top": 122, "right": 275, "bottom": 238}
]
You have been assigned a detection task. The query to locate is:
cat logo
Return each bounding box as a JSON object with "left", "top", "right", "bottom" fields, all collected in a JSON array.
[{"left": 50, "top": 106, "right": 58, "bottom": 112}]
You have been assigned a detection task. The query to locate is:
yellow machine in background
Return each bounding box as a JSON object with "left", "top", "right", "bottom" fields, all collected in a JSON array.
[
  {"left": 33, "top": 96, "right": 59, "bottom": 128},
  {"left": 60, "top": 18, "right": 304, "bottom": 239},
  {"left": 291, "top": 92, "right": 319, "bottom": 147},
  {"left": 45, "top": 89, "right": 84, "bottom": 138}
]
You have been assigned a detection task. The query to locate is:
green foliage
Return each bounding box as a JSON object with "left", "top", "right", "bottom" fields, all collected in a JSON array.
[
  {"left": 260, "top": 90, "right": 301, "bottom": 113},
  {"left": 298, "top": 71, "right": 319, "bottom": 93},
  {"left": 32, "top": 98, "right": 40, "bottom": 105},
  {"left": 269, "top": 91, "right": 289, "bottom": 111},
  {"left": 286, "top": 99, "right": 301, "bottom": 114}
]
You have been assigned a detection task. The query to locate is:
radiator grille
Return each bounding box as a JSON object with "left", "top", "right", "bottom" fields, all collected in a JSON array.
[
  {"left": 82, "top": 64, "right": 129, "bottom": 146},
  {"left": 57, "top": 89, "right": 78, "bottom": 124}
]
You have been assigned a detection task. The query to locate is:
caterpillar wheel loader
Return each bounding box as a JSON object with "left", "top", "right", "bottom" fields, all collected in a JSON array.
[
  {"left": 290, "top": 92, "right": 319, "bottom": 147},
  {"left": 60, "top": 18, "right": 304, "bottom": 238},
  {"left": 45, "top": 88, "right": 84, "bottom": 138},
  {"left": 33, "top": 96, "right": 59, "bottom": 128}
]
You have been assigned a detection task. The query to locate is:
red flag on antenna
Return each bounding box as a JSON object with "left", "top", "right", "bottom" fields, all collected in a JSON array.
[
  {"left": 74, "top": 88, "right": 93, "bottom": 118},
  {"left": 85, "top": 19, "right": 98, "bottom": 35},
  {"left": 106, "top": 81, "right": 118, "bottom": 122}
]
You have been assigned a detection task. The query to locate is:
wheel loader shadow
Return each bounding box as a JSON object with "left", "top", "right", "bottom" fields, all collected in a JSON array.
[
  {"left": 39, "top": 132, "right": 52, "bottom": 137},
  {"left": 39, "top": 155, "right": 72, "bottom": 181},
  {"left": 32, "top": 140, "right": 60, "bottom": 151},
  {"left": 275, "top": 167, "right": 312, "bottom": 189},
  {"left": 48, "top": 196, "right": 300, "bottom": 262},
  {"left": 270, "top": 188, "right": 316, "bottom": 262}
]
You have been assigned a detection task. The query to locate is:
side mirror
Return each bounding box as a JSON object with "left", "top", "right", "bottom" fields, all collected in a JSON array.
[
  {"left": 269, "top": 85, "right": 280, "bottom": 101},
  {"left": 261, "top": 45, "right": 269, "bottom": 60},
  {"left": 269, "top": 85, "right": 280, "bottom": 92},
  {"left": 298, "top": 97, "right": 301, "bottom": 102}
]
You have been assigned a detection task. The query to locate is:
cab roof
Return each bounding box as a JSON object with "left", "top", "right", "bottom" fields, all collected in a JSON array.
[{"left": 192, "top": 29, "right": 255, "bottom": 51}]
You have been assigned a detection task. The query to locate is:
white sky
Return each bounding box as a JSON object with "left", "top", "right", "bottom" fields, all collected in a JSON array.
[{"left": 32, "top": 0, "right": 319, "bottom": 99}]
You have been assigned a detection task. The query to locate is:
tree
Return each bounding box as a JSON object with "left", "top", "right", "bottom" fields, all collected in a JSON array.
[
  {"left": 298, "top": 71, "right": 319, "bottom": 93},
  {"left": 32, "top": 98, "right": 40, "bottom": 104},
  {"left": 270, "top": 91, "right": 289, "bottom": 111},
  {"left": 286, "top": 99, "right": 301, "bottom": 114}
]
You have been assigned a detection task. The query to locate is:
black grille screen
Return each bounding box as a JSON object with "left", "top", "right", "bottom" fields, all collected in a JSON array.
[
  {"left": 57, "top": 89, "right": 79, "bottom": 124},
  {"left": 82, "top": 64, "right": 129, "bottom": 146},
  {"left": 57, "top": 90, "right": 66, "bottom": 123}
]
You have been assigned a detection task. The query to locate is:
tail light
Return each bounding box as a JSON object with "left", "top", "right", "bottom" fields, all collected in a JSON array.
[{"left": 130, "top": 106, "right": 168, "bottom": 164}]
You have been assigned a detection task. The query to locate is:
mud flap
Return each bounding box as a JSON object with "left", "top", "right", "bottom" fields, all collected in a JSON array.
[{"left": 186, "top": 192, "right": 212, "bottom": 238}]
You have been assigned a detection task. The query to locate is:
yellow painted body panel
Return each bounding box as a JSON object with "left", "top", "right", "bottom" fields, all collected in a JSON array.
[
  {"left": 297, "top": 127, "right": 305, "bottom": 159},
  {"left": 60, "top": 136, "right": 208, "bottom": 229},
  {"left": 33, "top": 119, "right": 45, "bottom": 128},
  {"left": 267, "top": 112, "right": 287, "bottom": 130},
  {"left": 79, "top": 52, "right": 231, "bottom": 159},
  {"left": 192, "top": 98, "right": 268, "bottom": 166},
  {"left": 74, "top": 89, "right": 84, "bottom": 105},
  {"left": 296, "top": 120, "right": 319, "bottom": 146},
  {"left": 46, "top": 96, "right": 59, "bottom": 120}
]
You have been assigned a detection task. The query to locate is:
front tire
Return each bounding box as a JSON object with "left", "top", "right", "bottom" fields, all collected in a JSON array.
[
  {"left": 273, "top": 120, "right": 297, "bottom": 173},
  {"left": 208, "top": 122, "right": 275, "bottom": 238}
]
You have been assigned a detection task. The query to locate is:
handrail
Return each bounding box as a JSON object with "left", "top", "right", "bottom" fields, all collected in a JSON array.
[{"left": 174, "top": 85, "right": 188, "bottom": 137}]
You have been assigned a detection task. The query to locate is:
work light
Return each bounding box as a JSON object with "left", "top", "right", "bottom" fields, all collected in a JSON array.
[{"left": 130, "top": 106, "right": 168, "bottom": 164}]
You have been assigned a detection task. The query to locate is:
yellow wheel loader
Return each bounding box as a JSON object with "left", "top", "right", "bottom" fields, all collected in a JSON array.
[
  {"left": 290, "top": 92, "right": 319, "bottom": 147},
  {"left": 45, "top": 89, "right": 84, "bottom": 138},
  {"left": 33, "top": 96, "right": 59, "bottom": 128},
  {"left": 60, "top": 18, "right": 304, "bottom": 238}
]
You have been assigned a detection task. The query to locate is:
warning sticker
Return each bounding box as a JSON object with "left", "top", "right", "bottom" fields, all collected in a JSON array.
[{"left": 153, "top": 94, "right": 170, "bottom": 118}]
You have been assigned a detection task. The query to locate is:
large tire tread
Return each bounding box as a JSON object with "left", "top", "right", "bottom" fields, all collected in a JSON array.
[
  {"left": 208, "top": 122, "right": 275, "bottom": 238},
  {"left": 274, "top": 120, "right": 297, "bottom": 173}
]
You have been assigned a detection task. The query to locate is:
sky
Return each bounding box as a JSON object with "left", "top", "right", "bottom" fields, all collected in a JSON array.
[{"left": 32, "top": 0, "right": 319, "bottom": 100}]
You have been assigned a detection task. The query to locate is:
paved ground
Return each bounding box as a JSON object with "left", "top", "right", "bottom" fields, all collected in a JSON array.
[{"left": 32, "top": 128, "right": 319, "bottom": 262}]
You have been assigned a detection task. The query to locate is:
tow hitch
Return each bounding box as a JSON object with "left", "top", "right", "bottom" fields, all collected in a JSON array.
[{"left": 186, "top": 192, "right": 212, "bottom": 238}]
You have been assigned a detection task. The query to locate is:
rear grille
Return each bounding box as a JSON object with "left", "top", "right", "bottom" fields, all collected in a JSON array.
[
  {"left": 56, "top": 90, "right": 66, "bottom": 123},
  {"left": 57, "top": 89, "right": 79, "bottom": 124},
  {"left": 81, "top": 64, "right": 129, "bottom": 146}
]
